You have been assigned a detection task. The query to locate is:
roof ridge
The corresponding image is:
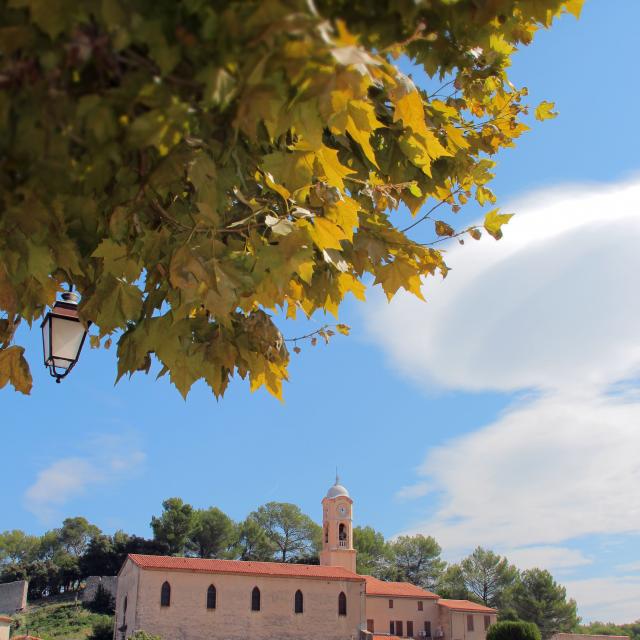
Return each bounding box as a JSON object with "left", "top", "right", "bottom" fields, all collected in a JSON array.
[{"left": 127, "top": 554, "right": 363, "bottom": 582}]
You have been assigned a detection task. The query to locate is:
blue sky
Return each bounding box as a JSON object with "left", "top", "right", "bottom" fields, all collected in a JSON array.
[{"left": 2, "top": 0, "right": 640, "bottom": 624}]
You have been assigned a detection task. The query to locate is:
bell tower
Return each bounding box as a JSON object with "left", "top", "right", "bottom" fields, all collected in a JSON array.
[{"left": 319, "top": 474, "right": 357, "bottom": 573}]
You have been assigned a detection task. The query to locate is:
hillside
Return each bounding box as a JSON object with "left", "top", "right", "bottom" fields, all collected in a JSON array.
[{"left": 10, "top": 596, "right": 113, "bottom": 640}]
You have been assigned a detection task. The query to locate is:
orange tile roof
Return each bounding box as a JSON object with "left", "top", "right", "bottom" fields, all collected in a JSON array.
[
  {"left": 0, "top": 615, "right": 12, "bottom": 623},
  {"left": 438, "top": 599, "right": 497, "bottom": 613},
  {"left": 363, "top": 575, "right": 439, "bottom": 599},
  {"left": 129, "top": 554, "right": 363, "bottom": 582},
  {"left": 12, "top": 636, "right": 44, "bottom": 640}
]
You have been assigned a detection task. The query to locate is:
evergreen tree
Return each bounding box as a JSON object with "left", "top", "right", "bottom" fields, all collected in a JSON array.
[
  {"left": 460, "top": 547, "right": 518, "bottom": 607},
  {"left": 150, "top": 498, "right": 195, "bottom": 556},
  {"left": 510, "top": 568, "right": 579, "bottom": 639},
  {"left": 387, "top": 534, "right": 445, "bottom": 590}
]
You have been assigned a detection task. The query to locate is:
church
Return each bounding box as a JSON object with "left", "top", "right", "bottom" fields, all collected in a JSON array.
[{"left": 114, "top": 478, "right": 496, "bottom": 640}]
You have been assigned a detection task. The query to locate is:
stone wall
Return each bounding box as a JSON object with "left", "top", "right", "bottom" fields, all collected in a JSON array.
[
  {"left": 0, "top": 580, "right": 28, "bottom": 614},
  {"left": 82, "top": 576, "right": 118, "bottom": 603},
  {"left": 551, "top": 635, "right": 629, "bottom": 640}
]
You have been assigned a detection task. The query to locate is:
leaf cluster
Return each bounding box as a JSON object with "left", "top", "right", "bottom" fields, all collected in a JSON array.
[{"left": 0, "top": 0, "right": 581, "bottom": 397}]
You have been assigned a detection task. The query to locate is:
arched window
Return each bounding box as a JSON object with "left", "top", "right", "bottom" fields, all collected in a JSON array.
[
  {"left": 294, "top": 589, "right": 303, "bottom": 614},
  {"left": 338, "top": 591, "right": 347, "bottom": 616},
  {"left": 207, "top": 584, "right": 217, "bottom": 610},
  {"left": 339, "top": 523, "right": 346, "bottom": 540},
  {"left": 119, "top": 595, "right": 128, "bottom": 639},
  {"left": 251, "top": 586, "right": 261, "bottom": 611},
  {"left": 160, "top": 581, "right": 171, "bottom": 607}
]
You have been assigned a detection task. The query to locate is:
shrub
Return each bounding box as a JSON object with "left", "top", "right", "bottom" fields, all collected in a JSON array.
[
  {"left": 88, "top": 618, "right": 114, "bottom": 640},
  {"left": 129, "top": 632, "right": 163, "bottom": 640},
  {"left": 85, "top": 584, "right": 115, "bottom": 615},
  {"left": 487, "top": 620, "right": 542, "bottom": 640}
]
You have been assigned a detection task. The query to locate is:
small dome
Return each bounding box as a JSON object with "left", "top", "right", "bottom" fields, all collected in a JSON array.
[{"left": 326, "top": 474, "right": 350, "bottom": 499}]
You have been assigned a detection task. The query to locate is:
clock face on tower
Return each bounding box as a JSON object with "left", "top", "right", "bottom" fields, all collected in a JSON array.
[{"left": 338, "top": 505, "right": 347, "bottom": 516}]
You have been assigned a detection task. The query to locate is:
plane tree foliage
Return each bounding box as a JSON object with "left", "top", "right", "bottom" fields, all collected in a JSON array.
[{"left": 0, "top": 0, "right": 582, "bottom": 398}]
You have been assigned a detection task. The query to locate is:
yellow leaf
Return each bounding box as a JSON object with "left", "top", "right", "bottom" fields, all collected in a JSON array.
[
  {"left": 262, "top": 150, "right": 315, "bottom": 192},
  {"left": 0, "top": 345, "right": 32, "bottom": 394},
  {"left": 338, "top": 273, "right": 366, "bottom": 301},
  {"left": 345, "top": 100, "right": 383, "bottom": 168},
  {"left": 435, "top": 220, "right": 455, "bottom": 237},
  {"left": 484, "top": 209, "right": 514, "bottom": 239},
  {"left": 374, "top": 259, "right": 424, "bottom": 301},
  {"left": 535, "top": 101, "right": 558, "bottom": 121},
  {"left": 313, "top": 145, "right": 356, "bottom": 191},
  {"left": 394, "top": 87, "right": 429, "bottom": 138},
  {"left": 304, "top": 217, "right": 348, "bottom": 251},
  {"left": 445, "top": 124, "right": 469, "bottom": 151},
  {"left": 263, "top": 171, "right": 290, "bottom": 200},
  {"left": 324, "top": 196, "right": 360, "bottom": 241},
  {"left": 564, "top": 0, "right": 584, "bottom": 18}
]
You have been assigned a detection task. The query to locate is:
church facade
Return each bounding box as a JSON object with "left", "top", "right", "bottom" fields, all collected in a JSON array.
[{"left": 114, "top": 478, "right": 496, "bottom": 640}]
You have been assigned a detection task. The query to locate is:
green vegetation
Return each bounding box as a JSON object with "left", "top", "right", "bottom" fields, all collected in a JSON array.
[
  {"left": 10, "top": 599, "right": 113, "bottom": 640},
  {"left": 576, "top": 620, "right": 640, "bottom": 639},
  {"left": 487, "top": 620, "right": 542, "bottom": 640},
  {"left": 0, "top": 496, "right": 597, "bottom": 639}
]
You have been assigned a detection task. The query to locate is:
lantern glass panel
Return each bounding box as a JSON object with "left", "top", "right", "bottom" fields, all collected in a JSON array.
[
  {"left": 50, "top": 315, "right": 85, "bottom": 368},
  {"left": 42, "top": 316, "right": 51, "bottom": 364}
]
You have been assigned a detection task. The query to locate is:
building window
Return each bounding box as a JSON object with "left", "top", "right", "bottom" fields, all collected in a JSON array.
[
  {"left": 467, "top": 615, "right": 474, "bottom": 631},
  {"left": 338, "top": 591, "right": 347, "bottom": 616},
  {"left": 367, "top": 619, "right": 374, "bottom": 632},
  {"left": 484, "top": 615, "right": 491, "bottom": 630},
  {"left": 407, "top": 621, "right": 414, "bottom": 637},
  {"left": 418, "top": 600, "right": 423, "bottom": 611},
  {"left": 396, "top": 621, "right": 403, "bottom": 637},
  {"left": 389, "top": 599, "right": 394, "bottom": 608},
  {"left": 251, "top": 586, "right": 261, "bottom": 611},
  {"left": 294, "top": 589, "right": 303, "bottom": 614},
  {"left": 207, "top": 584, "right": 216, "bottom": 610},
  {"left": 160, "top": 581, "right": 171, "bottom": 607},
  {"left": 390, "top": 621, "right": 395, "bottom": 634},
  {"left": 424, "top": 621, "right": 432, "bottom": 637},
  {"left": 339, "top": 523, "right": 347, "bottom": 546}
]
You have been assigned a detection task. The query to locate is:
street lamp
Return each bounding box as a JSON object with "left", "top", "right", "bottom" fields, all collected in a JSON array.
[{"left": 41, "top": 290, "right": 90, "bottom": 383}]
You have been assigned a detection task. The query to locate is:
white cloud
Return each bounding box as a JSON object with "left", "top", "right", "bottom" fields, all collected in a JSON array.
[
  {"left": 365, "top": 178, "right": 640, "bottom": 623},
  {"left": 367, "top": 178, "right": 640, "bottom": 394},
  {"left": 25, "top": 458, "right": 97, "bottom": 523},
  {"left": 404, "top": 392, "right": 640, "bottom": 550},
  {"left": 395, "top": 481, "right": 431, "bottom": 501},
  {"left": 503, "top": 546, "right": 592, "bottom": 572},
  {"left": 24, "top": 435, "right": 145, "bottom": 522},
  {"left": 563, "top": 575, "right": 640, "bottom": 623}
]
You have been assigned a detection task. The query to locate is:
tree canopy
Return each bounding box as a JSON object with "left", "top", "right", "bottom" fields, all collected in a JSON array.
[
  {"left": 509, "top": 568, "right": 579, "bottom": 639},
  {"left": 248, "top": 501, "right": 321, "bottom": 562},
  {"left": 387, "top": 533, "right": 445, "bottom": 589},
  {"left": 460, "top": 546, "right": 518, "bottom": 607},
  {"left": 0, "top": 0, "right": 582, "bottom": 398}
]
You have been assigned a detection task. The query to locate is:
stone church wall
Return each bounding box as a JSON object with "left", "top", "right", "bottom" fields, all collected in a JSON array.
[
  {"left": 0, "top": 580, "right": 28, "bottom": 614},
  {"left": 119, "top": 566, "right": 364, "bottom": 640},
  {"left": 82, "top": 576, "right": 119, "bottom": 603}
]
